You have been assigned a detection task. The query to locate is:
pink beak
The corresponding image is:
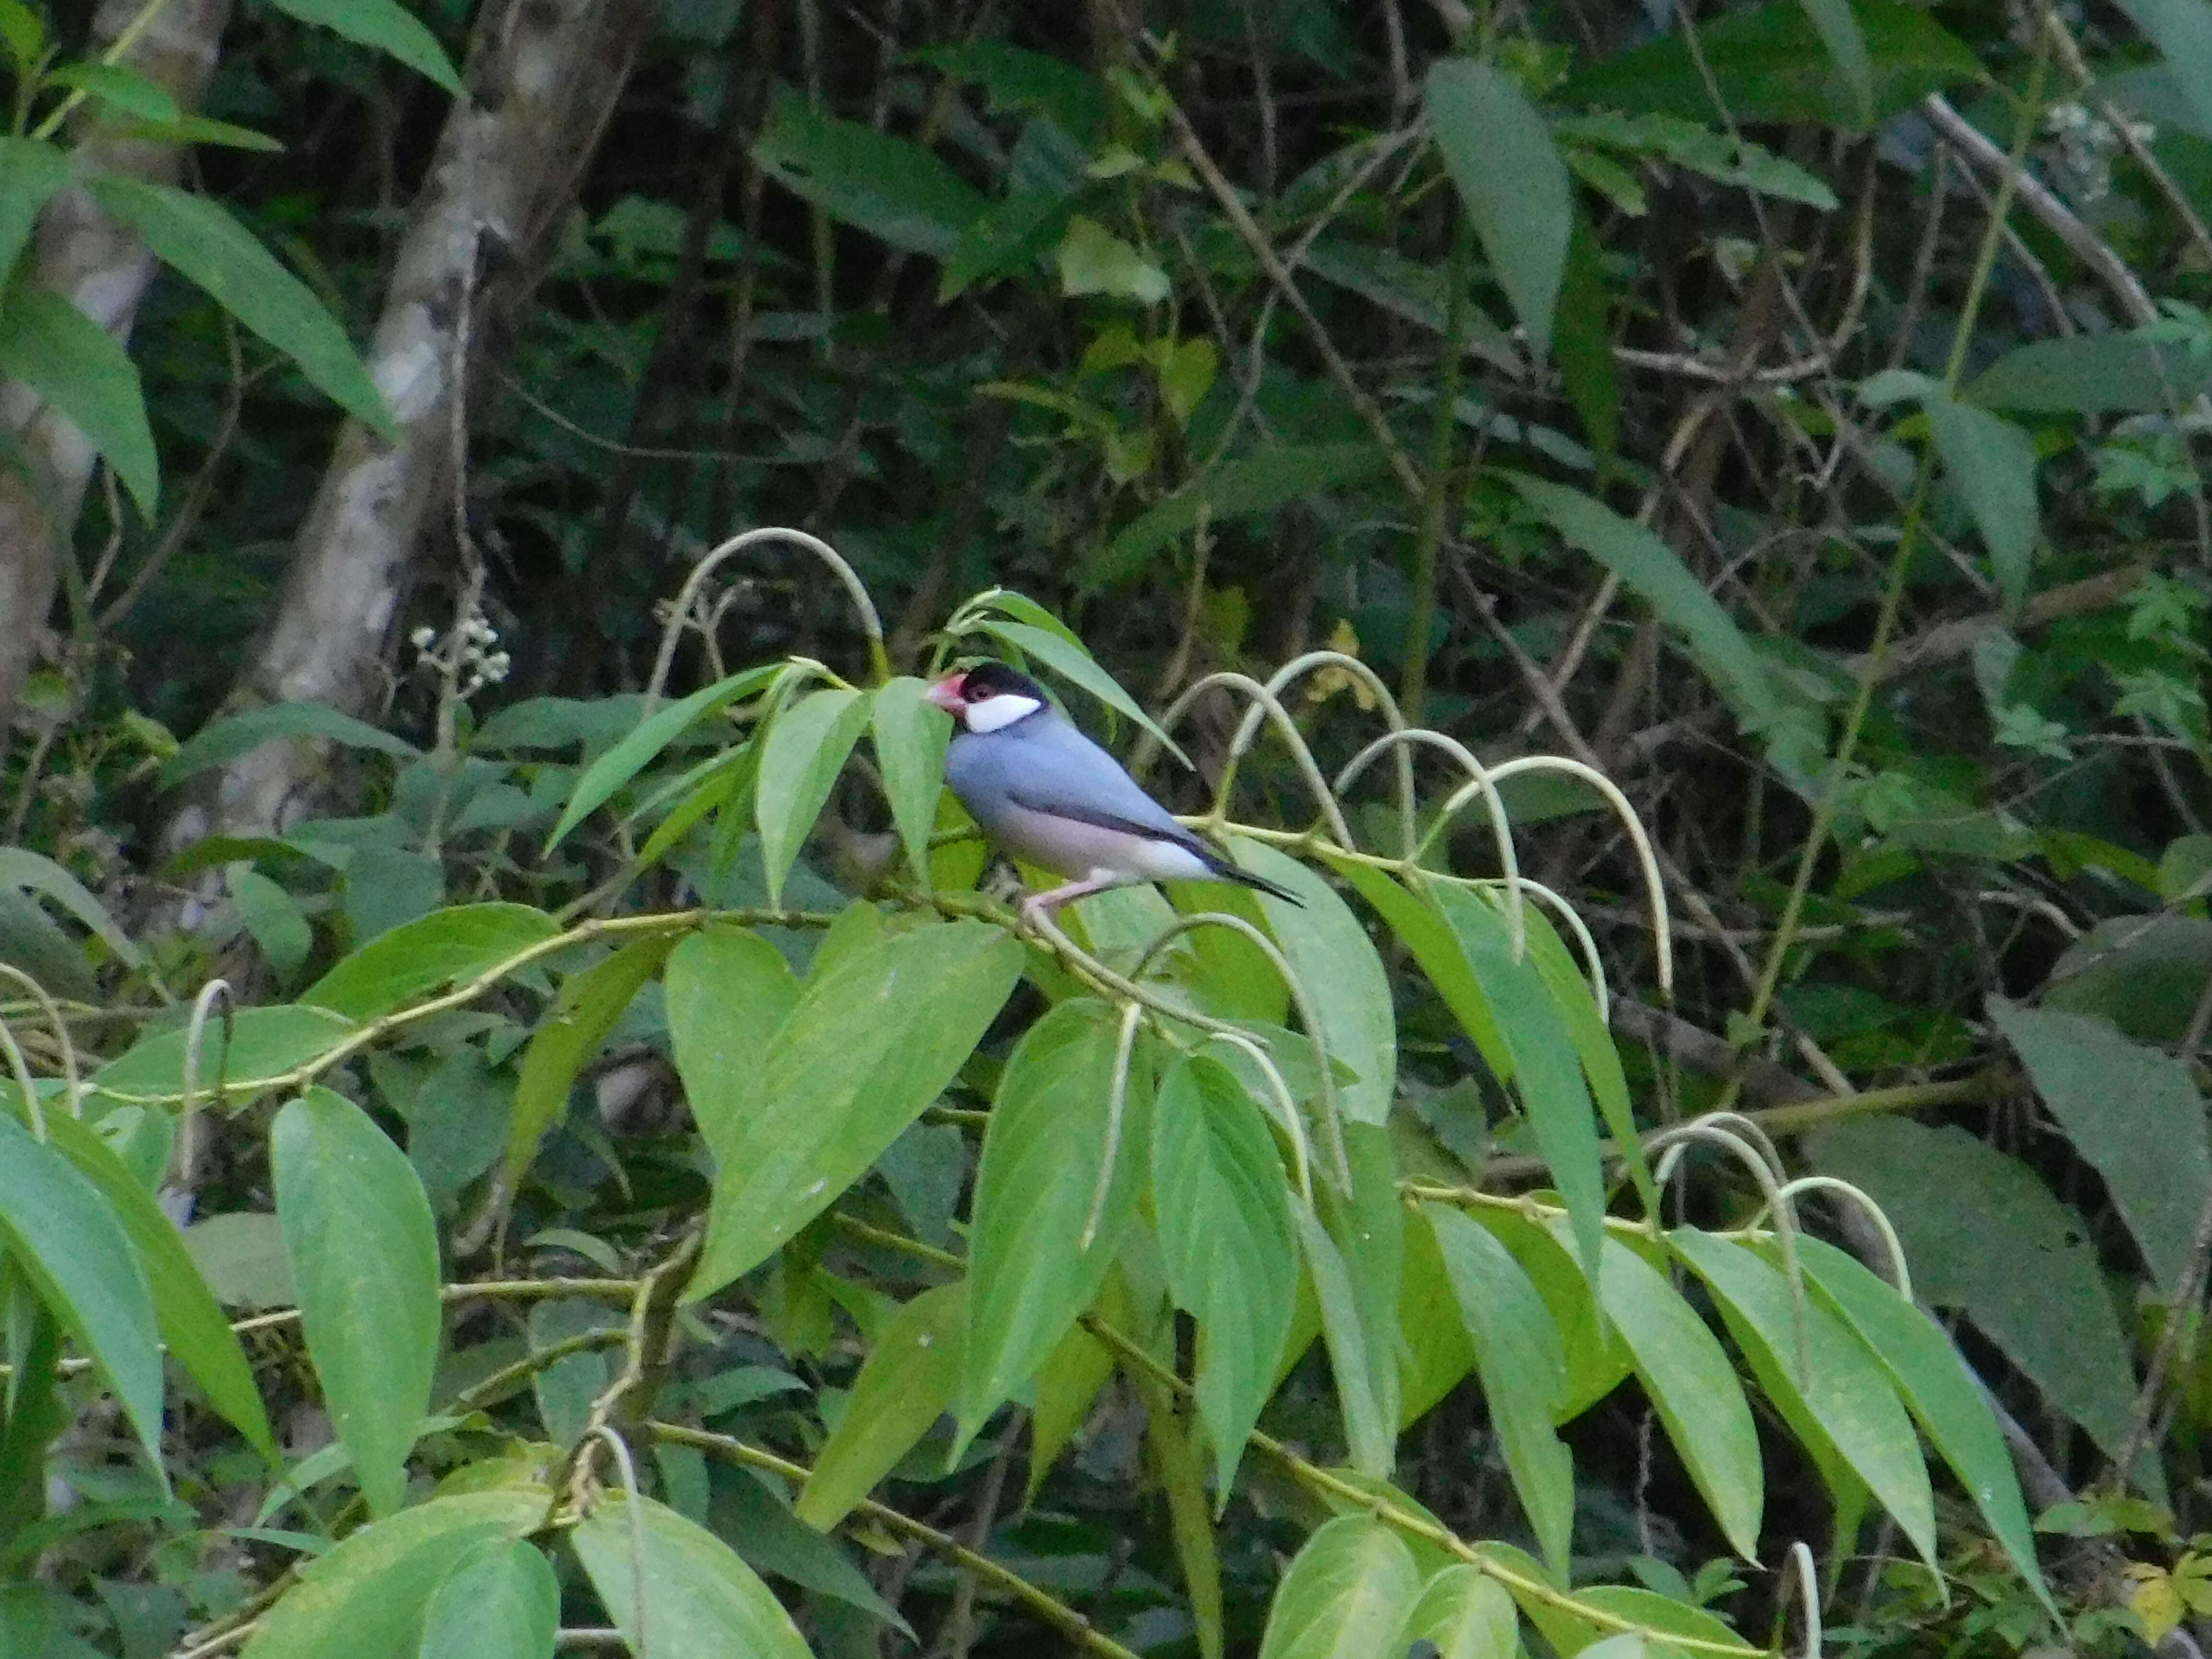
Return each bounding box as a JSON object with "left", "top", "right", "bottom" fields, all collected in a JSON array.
[{"left": 925, "top": 674, "right": 966, "bottom": 714}]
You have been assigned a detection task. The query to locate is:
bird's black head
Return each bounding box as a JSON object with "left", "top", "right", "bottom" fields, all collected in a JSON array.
[
  {"left": 956, "top": 660, "right": 1047, "bottom": 702},
  {"left": 925, "top": 659, "right": 1051, "bottom": 732}
]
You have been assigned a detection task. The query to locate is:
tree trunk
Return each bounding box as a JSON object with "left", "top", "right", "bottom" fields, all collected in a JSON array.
[
  {"left": 171, "top": 0, "right": 660, "bottom": 846},
  {"left": 0, "top": 0, "right": 232, "bottom": 740}
]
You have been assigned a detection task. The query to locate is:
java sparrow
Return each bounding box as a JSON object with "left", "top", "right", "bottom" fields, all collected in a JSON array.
[{"left": 926, "top": 660, "right": 1302, "bottom": 920}]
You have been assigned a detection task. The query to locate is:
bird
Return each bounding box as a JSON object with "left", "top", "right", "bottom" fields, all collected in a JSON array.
[{"left": 925, "top": 659, "right": 1304, "bottom": 923}]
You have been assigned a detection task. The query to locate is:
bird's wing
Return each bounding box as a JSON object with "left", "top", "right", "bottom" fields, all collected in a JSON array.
[{"left": 996, "top": 719, "right": 1211, "bottom": 852}]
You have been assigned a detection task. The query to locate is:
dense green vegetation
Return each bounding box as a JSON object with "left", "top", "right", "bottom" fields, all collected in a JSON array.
[{"left": 3, "top": 0, "right": 2212, "bottom": 1654}]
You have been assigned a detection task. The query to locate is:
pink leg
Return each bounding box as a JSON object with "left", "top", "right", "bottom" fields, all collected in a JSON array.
[{"left": 1019, "top": 875, "right": 1127, "bottom": 928}]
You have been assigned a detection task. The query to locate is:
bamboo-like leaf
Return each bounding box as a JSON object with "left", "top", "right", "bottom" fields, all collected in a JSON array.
[
  {"left": 1427, "top": 59, "right": 1569, "bottom": 357},
  {"left": 0, "top": 137, "right": 68, "bottom": 288},
  {"left": 1257, "top": 1514, "right": 1420, "bottom": 1659},
  {"left": 689, "top": 919, "right": 1022, "bottom": 1298},
  {"left": 503, "top": 935, "right": 678, "bottom": 1182},
  {"left": 263, "top": 0, "right": 463, "bottom": 94},
  {"left": 753, "top": 86, "right": 986, "bottom": 257},
  {"left": 1330, "top": 860, "right": 1510, "bottom": 1078},
  {"left": 545, "top": 662, "right": 782, "bottom": 850},
  {"left": 796, "top": 1283, "right": 963, "bottom": 1530},
  {"left": 966, "top": 615, "right": 1194, "bottom": 768},
  {"left": 755, "top": 686, "right": 874, "bottom": 906},
  {"left": 1925, "top": 396, "right": 2039, "bottom": 609},
  {"left": 300, "top": 902, "right": 558, "bottom": 1020},
  {"left": 870, "top": 676, "right": 953, "bottom": 880},
  {"left": 1137, "top": 1373, "right": 1226, "bottom": 1659},
  {"left": 273, "top": 1088, "right": 440, "bottom": 1516},
  {"left": 0, "top": 286, "right": 158, "bottom": 515}
]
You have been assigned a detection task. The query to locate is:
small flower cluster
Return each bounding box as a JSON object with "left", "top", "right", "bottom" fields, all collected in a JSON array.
[
  {"left": 2043, "top": 100, "right": 2154, "bottom": 207},
  {"left": 409, "top": 606, "right": 512, "bottom": 698}
]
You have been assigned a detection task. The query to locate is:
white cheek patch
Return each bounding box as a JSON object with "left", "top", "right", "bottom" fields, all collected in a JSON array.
[{"left": 964, "top": 694, "right": 1042, "bottom": 733}]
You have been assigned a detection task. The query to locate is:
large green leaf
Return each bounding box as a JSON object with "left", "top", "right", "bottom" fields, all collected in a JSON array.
[
  {"left": 1231, "top": 839, "right": 1396, "bottom": 1127},
  {"left": 689, "top": 919, "right": 1022, "bottom": 1298},
  {"left": 1330, "top": 860, "right": 1510, "bottom": 1078},
  {"left": 752, "top": 86, "right": 986, "bottom": 258},
  {"left": 1987, "top": 998, "right": 2212, "bottom": 1298},
  {"left": 1427, "top": 1205, "right": 1574, "bottom": 1574},
  {"left": 0, "top": 285, "right": 158, "bottom": 515},
  {"left": 755, "top": 686, "right": 873, "bottom": 907},
  {"left": 1409, "top": 1565, "right": 1519, "bottom": 1659},
  {"left": 0, "top": 138, "right": 68, "bottom": 289},
  {"left": 960, "top": 1001, "right": 1151, "bottom": 1442},
  {"left": 545, "top": 662, "right": 781, "bottom": 851},
  {"left": 573, "top": 1492, "right": 813, "bottom": 1659},
  {"left": 1810, "top": 1117, "right": 2152, "bottom": 1495},
  {"left": 1791, "top": 1235, "right": 2053, "bottom": 1610},
  {"left": 870, "top": 676, "right": 953, "bottom": 880},
  {"left": 1590, "top": 1233, "right": 1763, "bottom": 1558},
  {"left": 273, "top": 1088, "right": 440, "bottom": 1516},
  {"left": 1257, "top": 1514, "right": 1420, "bottom": 1659},
  {"left": 1925, "top": 397, "right": 2039, "bottom": 609},
  {"left": 1153, "top": 1054, "right": 1299, "bottom": 1492},
  {"left": 0, "top": 845, "right": 146, "bottom": 968},
  {"left": 1556, "top": 0, "right": 1980, "bottom": 127},
  {"left": 503, "top": 935, "right": 677, "bottom": 1181},
  {"left": 796, "top": 1282, "right": 963, "bottom": 1530},
  {"left": 86, "top": 179, "right": 391, "bottom": 433},
  {"left": 1671, "top": 1229, "right": 1934, "bottom": 1566},
  {"left": 664, "top": 926, "right": 800, "bottom": 1167},
  {"left": 39, "top": 1114, "right": 277, "bottom": 1465},
  {"left": 1965, "top": 332, "right": 2212, "bottom": 413},
  {"left": 964, "top": 614, "right": 1194, "bottom": 769},
  {"left": 1428, "top": 59, "right": 1570, "bottom": 358},
  {"left": 164, "top": 700, "right": 421, "bottom": 784},
  {"left": 238, "top": 1488, "right": 548, "bottom": 1659},
  {"left": 1435, "top": 888, "right": 1606, "bottom": 1282},
  {"left": 1295, "top": 1191, "right": 1396, "bottom": 1478},
  {"left": 300, "top": 902, "right": 558, "bottom": 1020},
  {"left": 263, "top": 0, "right": 463, "bottom": 94},
  {"left": 1096, "top": 444, "right": 1395, "bottom": 583},
  {"left": 88, "top": 1004, "right": 359, "bottom": 1109},
  {"left": 0, "top": 1111, "right": 165, "bottom": 1471},
  {"left": 418, "top": 1537, "right": 559, "bottom": 1659},
  {"left": 2113, "top": 0, "right": 2212, "bottom": 140}
]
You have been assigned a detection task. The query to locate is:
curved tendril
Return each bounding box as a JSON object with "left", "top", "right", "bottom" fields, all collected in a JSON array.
[
  {"left": 645, "top": 527, "right": 888, "bottom": 709},
  {"left": 1156, "top": 672, "right": 1355, "bottom": 848},
  {"left": 1772, "top": 1175, "right": 1914, "bottom": 1303},
  {"left": 0, "top": 1017, "right": 42, "bottom": 1140},
  {"left": 0, "top": 965, "right": 77, "bottom": 1122},
  {"left": 1479, "top": 756, "right": 1673, "bottom": 1001},
  {"left": 1241, "top": 651, "right": 1416, "bottom": 855},
  {"left": 1679, "top": 1109, "right": 1785, "bottom": 1185},
  {"left": 1198, "top": 1030, "right": 1314, "bottom": 1204},
  {"left": 1790, "top": 1540, "right": 1822, "bottom": 1659},
  {"left": 1083, "top": 1003, "right": 1147, "bottom": 1250},
  {"left": 1335, "top": 728, "right": 1525, "bottom": 961},
  {"left": 1127, "top": 909, "right": 1349, "bottom": 1191},
  {"left": 1648, "top": 1120, "right": 1812, "bottom": 1386},
  {"left": 1494, "top": 878, "right": 1609, "bottom": 1022},
  {"left": 174, "top": 978, "right": 236, "bottom": 1202}
]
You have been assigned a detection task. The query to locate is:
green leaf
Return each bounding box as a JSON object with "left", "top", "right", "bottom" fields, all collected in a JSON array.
[
  {"left": 0, "top": 1111, "right": 165, "bottom": 1472},
  {"left": 232, "top": 868, "right": 312, "bottom": 980},
  {"left": 300, "top": 902, "right": 558, "bottom": 1020},
  {"left": 1097, "top": 444, "right": 1394, "bottom": 583},
  {"left": 1557, "top": 0, "right": 1980, "bottom": 127},
  {"left": 1555, "top": 212, "right": 1620, "bottom": 457},
  {"left": 755, "top": 686, "right": 873, "bottom": 907},
  {"left": 1987, "top": 998, "right": 2212, "bottom": 1298},
  {"left": 0, "top": 845, "right": 147, "bottom": 968},
  {"left": 1435, "top": 888, "right": 1606, "bottom": 1283},
  {"left": 544, "top": 663, "right": 780, "bottom": 851},
  {"left": 965, "top": 615, "right": 1195, "bottom": 769},
  {"left": 88, "top": 1004, "right": 359, "bottom": 1108},
  {"left": 1792, "top": 1235, "right": 2053, "bottom": 1611},
  {"left": 1426, "top": 1205, "right": 1574, "bottom": 1574},
  {"left": 1791, "top": 0, "right": 1874, "bottom": 122},
  {"left": 1231, "top": 839, "right": 1396, "bottom": 1127},
  {"left": 1670, "top": 1228, "right": 1935, "bottom": 1567},
  {"left": 86, "top": 179, "right": 392, "bottom": 434},
  {"left": 1521, "top": 907, "right": 1660, "bottom": 1220},
  {"left": 1409, "top": 1565, "right": 1520, "bottom": 1659},
  {"left": 1427, "top": 58, "right": 1571, "bottom": 357},
  {"left": 238, "top": 1489, "right": 549, "bottom": 1659},
  {"left": 164, "top": 700, "right": 421, "bottom": 784},
  {"left": 1138, "top": 1375, "right": 1226, "bottom": 1659},
  {"left": 262, "top": 0, "right": 463, "bottom": 95},
  {"left": 915, "top": 40, "right": 1107, "bottom": 134},
  {"left": 1924, "top": 397, "right": 2039, "bottom": 609},
  {"left": 0, "top": 1, "right": 40, "bottom": 75},
  {"left": 1295, "top": 1196, "right": 1395, "bottom": 1477},
  {"left": 1152, "top": 1054, "right": 1298, "bottom": 1492},
  {"left": 1551, "top": 113, "right": 1839, "bottom": 207},
  {"left": 1299, "top": 238, "right": 1524, "bottom": 373},
  {"left": 1590, "top": 1233, "right": 1763, "bottom": 1558},
  {"left": 1398, "top": 1204, "right": 1478, "bottom": 1430},
  {"left": 504, "top": 935, "right": 676, "bottom": 1183},
  {"left": 1510, "top": 475, "right": 1782, "bottom": 738},
  {"left": 1257, "top": 1514, "right": 1420, "bottom": 1659},
  {"left": 1810, "top": 1117, "right": 2153, "bottom": 1494},
  {"left": 274, "top": 1089, "right": 440, "bottom": 1517},
  {"left": 960, "top": 1001, "right": 1151, "bottom": 1442},
  {"left": 572, "top": 1492, "right": 813, "bottom": 1659},
  {"left": 419, "top": 1537, "right": 559, "bottom": 1659},
  {"left": 1967, "top": 333, "right": 2212, "bottom": 412},
  {"left": 0, "top": 285, "right": 158, "bottom": 516},
  {"left": 39, "top": 1114, "right": 278, "bottom": 1466},
  {"left": 1328, "top": 859, "right": 1507, "bottom": 1080},
  {"left": 752, "top": 86, "right": 986, "bottom": 258},
  {"left": 0, "top": 140, "right": 70, "bottom": 288},
  {"left": 665, "top": 926, "right": 801, "bottom": 1167},
  {"left": 870, "top": 676, "right": 953, "bottom": 880},
  {"left": 938, "top": 185, "right": 1083, "bottom": 301},
  {"left": 1514, "top": 1579, "right": 1746, "bottom": 1659},
  {"left": 690, "top": 919, "right": 1022, "bottom": 1298},
  {"left": 796, "top": 1282, "right": 962, "bottom": 1530},
  {"left": 711, "top": 1464, "right": 911, "bottom": 1631},
  {"left": 46, "top": 61, "right": 180, "bottom": 120},
  {"left": 1056, "top": 215, "right": 1169, "bottom": 302}
]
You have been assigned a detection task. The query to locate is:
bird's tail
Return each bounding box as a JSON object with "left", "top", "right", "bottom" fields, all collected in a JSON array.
[{"left": 1212, "top": 854, "right": 1305, "bottom": 907}]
